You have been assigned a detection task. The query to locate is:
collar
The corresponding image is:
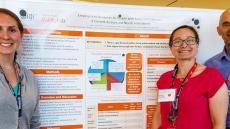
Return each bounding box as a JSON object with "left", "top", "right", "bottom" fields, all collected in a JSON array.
[
  {"left": 0, "top": 62, "right": 24, "bottom": 85},
  {"left": 220, "top": 47, "right": 230, "bottom": 62}
]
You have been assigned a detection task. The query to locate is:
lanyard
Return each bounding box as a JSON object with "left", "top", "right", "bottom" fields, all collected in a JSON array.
[
  {"left": 168, "top": 62, "right": 197, "bottom": 126},
  {"left": 2, "top": 66, "right": 23, "bottom": 117},
  {"left": 16, "top": 77, "right": 22, "bottom": 117},
  {"left": 172, "top": 62, "right": 197, "bottom": 98}
]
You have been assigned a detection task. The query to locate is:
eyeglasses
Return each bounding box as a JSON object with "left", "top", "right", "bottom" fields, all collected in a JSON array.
[{"left": 172, "top": 36, "right": 197, "bottom": 47}]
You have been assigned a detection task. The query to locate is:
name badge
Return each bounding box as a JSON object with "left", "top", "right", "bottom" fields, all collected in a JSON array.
[{"left": 158, "top": 89, "right": 176, "bottom": 102}]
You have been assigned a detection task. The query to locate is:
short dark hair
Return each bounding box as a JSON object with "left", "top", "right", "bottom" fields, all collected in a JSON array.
[
  {"left": 0, "top": 8, "right": 23, "bottom": 34},
  {"left": 169, "top": 25, "right": 199, "bottom": 47}
]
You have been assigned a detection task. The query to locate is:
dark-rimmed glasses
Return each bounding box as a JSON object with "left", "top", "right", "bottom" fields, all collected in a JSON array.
[{"left": 172, "top": 36, "right": 197, "bottom": 47}]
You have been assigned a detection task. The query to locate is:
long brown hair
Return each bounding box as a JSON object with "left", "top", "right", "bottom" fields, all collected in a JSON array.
[{"left": 0, "top": 8, "right": 24, "bottom": 62}]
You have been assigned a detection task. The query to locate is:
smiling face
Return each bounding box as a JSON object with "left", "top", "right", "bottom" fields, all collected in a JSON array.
[
  {"left": 0, "top": 13, "right": 22, "bottom": 56},
  {"left": 217, "top": 9, "right": 230, "bottom": 54},
  {"left": 170, "top": 28, "right": 198, "bottom": 61}
]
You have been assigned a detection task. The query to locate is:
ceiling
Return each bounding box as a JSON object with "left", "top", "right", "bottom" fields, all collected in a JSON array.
[{"left": 74, "top": 0, "right": 230, "bottom": 10}]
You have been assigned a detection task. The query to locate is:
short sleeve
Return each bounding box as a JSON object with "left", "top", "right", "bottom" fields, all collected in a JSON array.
[
  {"left": 207, "top": 68, "right": 225, "bottom": 98},
  {"left": 157, "top": 75, "right": 163, "bottom": 89},
  {"left": 156, "top": 71, "right": 172, "bottom": 89}
]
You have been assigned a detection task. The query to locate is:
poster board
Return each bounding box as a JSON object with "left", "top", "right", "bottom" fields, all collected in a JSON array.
[{"left": 0, "top": 0, "right": 224, "bottom": 129}]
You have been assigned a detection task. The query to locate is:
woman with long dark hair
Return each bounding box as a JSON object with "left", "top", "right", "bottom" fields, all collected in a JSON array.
[{"left": 0, "top": 8, "right": 40, "bottom": 129}]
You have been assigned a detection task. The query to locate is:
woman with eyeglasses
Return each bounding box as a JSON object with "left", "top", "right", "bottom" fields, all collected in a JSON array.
[
  {"left": 0, "top": 8, "right": 40, "bottom": 129},
  {"left": 152, "top": 25, "right": 228, "bottom": 129}
]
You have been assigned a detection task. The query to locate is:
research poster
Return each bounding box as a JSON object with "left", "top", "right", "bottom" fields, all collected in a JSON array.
[{"left": 1, "top": 0, "right": 224, "bottom": 129}]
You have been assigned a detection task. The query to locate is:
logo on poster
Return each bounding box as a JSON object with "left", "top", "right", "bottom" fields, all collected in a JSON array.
[{"left": 19, "top": 9, "right": 35, "bottom": 20}]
